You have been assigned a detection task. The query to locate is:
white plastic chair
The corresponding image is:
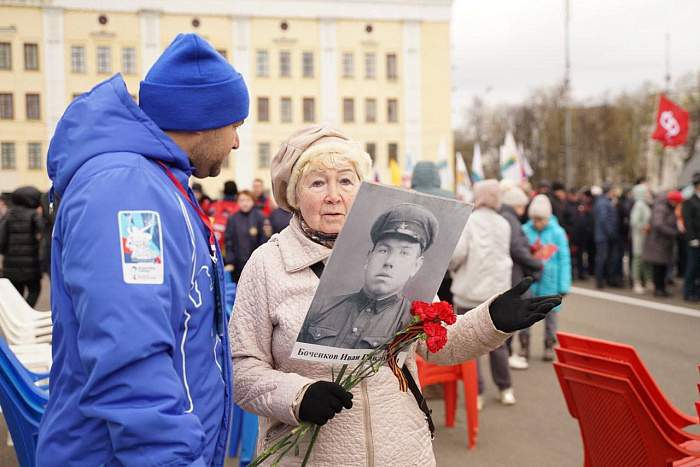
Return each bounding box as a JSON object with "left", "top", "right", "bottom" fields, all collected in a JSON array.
[{"left": 0, "top": 279, "right": 52, "bottom": 323}]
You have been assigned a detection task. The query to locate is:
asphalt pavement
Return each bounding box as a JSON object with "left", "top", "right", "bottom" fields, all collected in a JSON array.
[{"left": 1, "top": 277, "right": 698, "bottom": 466}]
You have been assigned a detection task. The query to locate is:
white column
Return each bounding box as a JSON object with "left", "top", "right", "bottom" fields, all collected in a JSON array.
[
  {"left": 139, "top": 10, "right": 161, "bottom": 79},
  {"left": 402, "top": 21, "right": 422, "bottom": 162},
  {"left": 42, "top": 6, "right": 65, "bottom": 143},
  {"left": 232, "top": 16, "right": 254, "bottom": 189},
  {"left": 320, "top": 19, "right": 338, "bottom": 125}
]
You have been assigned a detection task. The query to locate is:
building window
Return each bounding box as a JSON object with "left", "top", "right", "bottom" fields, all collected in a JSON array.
[
  {"left": 97, "top": 46, "right": 111, "bottom": 74},
  {"left": 366, "top": 143, "right": 376, "bottom": 163},
  {"left": 279, "top": 51, "right": 291, "bottom": 77},
  {"left": 256, "top": 50, "right": 269, "bottom": 77},
  {"left": 342, "top": 53, "right": 354, "bottom": 78},
  {"left": 71, "top": 46, "right": 86, "bottom": 73},
  {"left": 258, "top": 142, "right": 271, "bottom": 169},
  {"left": 302, "top": 52, "right": 314, "bottom": 78},
  {"left": 217, "top": 49, "right": 227, "bottom": 59},
  {"left": 280, "top": 97, "right": 292, "bottom": 123},
  {"left": 303, "top": 98, "right": 315, "bottom": 123},
  {"left": 24, "top": 44, "right": 39, "bottom": 71},
  {"left": 343, "top": 98, "right": 354, "bottom": 123},
  {"left": 0, "top": 94, "right": 13, "bottom": 119},
  {"left": 0, "top": 43, "right": 11, "bottom": 70},
  {"left": 1, "top": 142, "right": 15, "bottom": 169},
  {"left": 28, "top": 142, "right": 42, "bottom": 169},
  {"left": 364, "top": 52, "right": 376, "bottom": 79},
  {"left": 26, "top": 94, "right": 40, "bottom": 120},
  {"left": 387, "top": 99, "right": 398, "bottom": 123},
  {"left": 388, "top": 143, "right": 398, "bottom": 166},
  {"left": 386, "top": 53, "right": 397, "bottom": 80},
  {"left": 122, "top": 47, "right": 136, "bottom": 75},
  {"left": 365, "top": 99, "right": 376, "bottom": 123},
  {"left": 257, "top": 97, "right": 269, "bottom": 122}
]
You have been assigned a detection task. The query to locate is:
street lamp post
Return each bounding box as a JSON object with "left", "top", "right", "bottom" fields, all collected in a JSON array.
[{"left": 564, "top": 0, "right": 573, "bottom": 188}]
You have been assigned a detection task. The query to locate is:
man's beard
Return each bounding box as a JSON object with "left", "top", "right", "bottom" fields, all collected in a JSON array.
[{"left": 190, "top": 133, "right": 227, "bottom": 178}]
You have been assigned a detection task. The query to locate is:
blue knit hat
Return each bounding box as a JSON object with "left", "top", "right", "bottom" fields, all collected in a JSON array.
[{"left": 139, "top": 34, "right": 249, "bottom": 131}]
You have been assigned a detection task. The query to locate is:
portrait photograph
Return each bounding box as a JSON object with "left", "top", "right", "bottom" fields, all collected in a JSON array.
[{"left": 291, "top": 181, "right": 472, "bottom": 364}]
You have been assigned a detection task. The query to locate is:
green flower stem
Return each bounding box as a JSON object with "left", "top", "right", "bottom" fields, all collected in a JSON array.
[{"left": 301, "top": 425, "right": 321, "bottom": 466}]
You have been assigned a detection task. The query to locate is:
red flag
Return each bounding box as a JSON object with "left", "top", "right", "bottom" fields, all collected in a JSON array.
[{"left": 652, "top": 94, "right": 690, "bottom": 147}]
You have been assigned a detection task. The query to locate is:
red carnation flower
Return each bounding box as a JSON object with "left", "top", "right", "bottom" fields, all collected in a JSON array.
[
  {"left": 423, "top": 321, "right": 448, "bottom": 353},
  {"left": 411, "top": 301, "right": 437, "bottom": 321},
  {"left": 433, "top": 301, "right": 456, "bottom": 325}
]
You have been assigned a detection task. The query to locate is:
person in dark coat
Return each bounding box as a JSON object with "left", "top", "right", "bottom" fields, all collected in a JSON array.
[
  {"left": 268, "top": 207, "right": 293, "bottom": 235},
  {"left": 594, "top": 184, "right": 621, "bottom": 289},
  {"left": 681, "top": 173, "right": 700, "bottom": 301},
  {"left": 616, "top": 186, "right": 634, "bottom": 284},
  {"left": 581, "top": 188, "right": 596, "bottom": 276},
  {"left": 550, "top": 181, "right": 566, "bottom": 222},
  {"left": 500, "top": 186, "right": 543, "bottom": 368},
  {"left": 224, "top": 190, "right": 266, "bottom": 282},
  {"left": 562, "top": 188, "right": 589, "bottom": 280},
  {"left": 642, "top": 190, "right": 683, "bottom": 297},
  {"left": 0, "top": 186, "right": 44, "bottom": 306}
]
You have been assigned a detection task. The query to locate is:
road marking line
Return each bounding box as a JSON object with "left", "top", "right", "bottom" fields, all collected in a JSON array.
[{"left": 569, "top": 286, "right": 700, "bottom": 319}]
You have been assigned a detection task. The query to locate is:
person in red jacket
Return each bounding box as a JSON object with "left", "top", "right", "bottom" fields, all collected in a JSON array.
[{"left": 209, "top": 180, "right": 239, "bottom": 250}]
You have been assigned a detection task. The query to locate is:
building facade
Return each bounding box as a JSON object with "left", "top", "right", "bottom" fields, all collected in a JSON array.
[{"left": 0, "top": 0, "right": 453, "bottom": 198}]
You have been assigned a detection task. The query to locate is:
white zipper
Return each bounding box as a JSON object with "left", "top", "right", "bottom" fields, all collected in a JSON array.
[{"left": 361, "top": 380, "right": 374, "bottom": 466}]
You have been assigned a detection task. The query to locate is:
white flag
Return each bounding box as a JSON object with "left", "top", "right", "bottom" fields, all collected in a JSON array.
[
  {"left": 471, "top": 143, "right": 485, "bottom": 183},
  {"left": 517, "top": 142, "right": 533, "bottom": 179},
  {"left": 499, "top": 132, "right": 522, "bottom": 185},
  {"left": 456, "top": 151, "right": 473, "bottom": 202}
]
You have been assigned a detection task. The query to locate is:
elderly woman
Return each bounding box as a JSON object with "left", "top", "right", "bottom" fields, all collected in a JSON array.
[{"left": 230, "top": 123, "right": 560, "bottom": 466}]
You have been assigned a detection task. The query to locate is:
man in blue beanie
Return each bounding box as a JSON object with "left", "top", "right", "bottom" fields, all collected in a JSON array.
[{"left": 37, "top": 33, "right": 248, "bottom": 466}]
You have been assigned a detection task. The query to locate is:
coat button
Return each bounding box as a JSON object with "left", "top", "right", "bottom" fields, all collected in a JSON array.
[
  {"left": 372, "top": 342, "right": 378, "bottom": 346},
  {"left": 352, "top": 327, "right": 358, "bottom": 333},
  {"left": 316, "top": 333, "right": 321, "bottom": 338}
]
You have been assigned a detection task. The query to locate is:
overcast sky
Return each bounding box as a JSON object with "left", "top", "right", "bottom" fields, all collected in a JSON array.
[{"left": 450, "top": 0, "right": 700, "bottom": 128}]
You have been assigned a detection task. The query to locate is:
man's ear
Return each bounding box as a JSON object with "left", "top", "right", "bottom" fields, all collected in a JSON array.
[{"left": 409, "top": 255, "right": 424, "bottom": 278}]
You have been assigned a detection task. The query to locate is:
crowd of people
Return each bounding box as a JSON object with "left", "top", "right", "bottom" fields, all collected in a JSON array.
[{"left": 518, "top": 176, "right": 700, "bottom": 302}]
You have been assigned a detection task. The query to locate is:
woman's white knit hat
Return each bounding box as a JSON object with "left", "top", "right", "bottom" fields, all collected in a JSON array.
[{"left": 528, "top": 194, "right": 552, "bottom": 219}]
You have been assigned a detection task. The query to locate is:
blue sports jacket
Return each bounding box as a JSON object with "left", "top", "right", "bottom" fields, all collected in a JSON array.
[{"left": 36, "top": 74, "right": 232, "bottom": 466}]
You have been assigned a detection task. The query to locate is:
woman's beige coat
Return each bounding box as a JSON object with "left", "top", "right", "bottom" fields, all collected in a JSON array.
[{"left": 230, "top": 218, "right": 510, "bottom": 466}]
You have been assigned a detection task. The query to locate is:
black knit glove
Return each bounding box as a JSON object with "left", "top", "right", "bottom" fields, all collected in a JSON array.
[
  {"left": 299, "top": 381, "right": 353, "bottom": 426},
  {"left": 489, "top": 277, "right": 562, "bottom": 333}
]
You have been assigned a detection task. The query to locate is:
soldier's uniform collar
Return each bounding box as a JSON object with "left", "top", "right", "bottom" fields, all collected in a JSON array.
[{"left": 358, "top": 289, "right": 402, "bottom": 313}]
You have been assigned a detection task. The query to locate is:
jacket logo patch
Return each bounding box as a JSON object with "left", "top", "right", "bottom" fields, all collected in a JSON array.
[{"left": 118, "top": 210, "right": 164, "bottom": 284}]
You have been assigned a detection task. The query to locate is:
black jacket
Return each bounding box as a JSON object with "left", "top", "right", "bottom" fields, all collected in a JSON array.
[
  {"left": 224, "top": 209, "right": 266, "bottom": 280},
  {"left": 500, "top": 204, "right": 543, "bottom": 290},
  {"left": 682, "top": 193, "right": 700, "bottom": 244},
  {"left": 0, "top": 186, "right": 43, "bottom": 282},
  {"left": 269, "top": 208, "right": 293, "bottom": 235}
]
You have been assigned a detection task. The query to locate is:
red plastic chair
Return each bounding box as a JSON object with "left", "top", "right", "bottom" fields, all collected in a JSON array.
[
  {"left": 557, "top": 332, "right": 700, "bottom": 429},
  {"left": 415, "top": 356, "right": 479, "bottom": 450},
  {"left": 553, "top": 362, "right": 700, "bottom": 466},
  {"left": 555, "top": 347, "right": 700, "bottom": 446}
]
